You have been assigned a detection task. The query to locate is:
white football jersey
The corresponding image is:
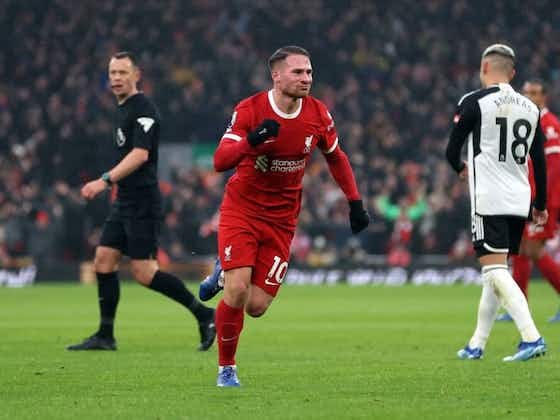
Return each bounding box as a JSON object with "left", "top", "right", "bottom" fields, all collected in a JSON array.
[{"left": 458, "top": 84, "right": 540, "bottom": 216}]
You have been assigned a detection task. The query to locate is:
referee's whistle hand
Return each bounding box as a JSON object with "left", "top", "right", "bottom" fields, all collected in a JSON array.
[{"left": 81, "top": 179, "right": 106, "bottom": 200}]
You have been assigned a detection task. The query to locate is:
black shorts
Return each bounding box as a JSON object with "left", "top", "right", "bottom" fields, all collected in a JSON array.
[
  {"left": 471, "top": 214, "right": 525, "bottom": 258},
  {"left": 99, "top": 197, "right": 161, "bottom": 260}
]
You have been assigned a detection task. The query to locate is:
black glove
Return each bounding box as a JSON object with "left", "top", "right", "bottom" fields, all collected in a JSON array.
[
  {"left": 247, "top": 119, "right": 280, "bottom": 147},
  {"left": 349, "top": 200, "right": 370, "bottom": 234}
]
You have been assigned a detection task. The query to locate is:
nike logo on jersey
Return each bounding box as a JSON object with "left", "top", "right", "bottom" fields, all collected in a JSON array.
[
  {"left": 137, "top": 117, "right": 155, "bottom": 133},
  {"left": 264, "top": 139, "right": 276, "bottom": 144},
  {"left": 264, "top": 278, "right": 280, "bottom": 286}
]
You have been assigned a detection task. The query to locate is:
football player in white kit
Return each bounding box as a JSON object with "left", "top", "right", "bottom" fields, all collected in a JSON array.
[{"left": 446, "top": 44, "right": 548, "bottom": 361}]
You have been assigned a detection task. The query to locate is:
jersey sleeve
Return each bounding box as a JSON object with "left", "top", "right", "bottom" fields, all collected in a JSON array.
[
  {"left": 132, "top": 104, "right": 158, "bottom": 151},
  {"left": 529, "top": 117, "right": 547, "bottom": 211},
  {"left": 317, "top": 104, "right": 339, "bottom": 154},
  {"left": 213, "top": 103, "right": 254, "bottom": 172},
  {"left": 446, "top": 94, "right": 479, "bottom": 173},
  {"left": 543, "top": 114, "right": 560, "bottom": 142},
  {"left": 220, "top": 103, "right": 253, "bottom": 144}
]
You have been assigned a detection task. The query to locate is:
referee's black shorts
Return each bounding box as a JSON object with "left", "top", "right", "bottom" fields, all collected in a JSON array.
[
  {"left": 471, "top": 214, "right": 525, "bottom": 258},
  {"left": 100, "top": 193, "right": 162, "bottom": 260}
]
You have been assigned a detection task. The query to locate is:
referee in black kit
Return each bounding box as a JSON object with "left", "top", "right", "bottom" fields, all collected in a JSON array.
[{"left": 68, "top": 52, "right": 216, "bottom": 351}]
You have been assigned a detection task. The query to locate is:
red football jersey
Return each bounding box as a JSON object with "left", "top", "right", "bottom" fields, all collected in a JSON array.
[
  {"left": 218, "top": 90, "right": 339, "bottom": 228},
  {"left": 529, "top": 108, "right": 560, "bottom": 208}
]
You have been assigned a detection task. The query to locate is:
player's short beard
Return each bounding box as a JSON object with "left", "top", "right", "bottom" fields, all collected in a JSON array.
[{"left": 285, "top": 86, "right": 310, "bottom": 99}]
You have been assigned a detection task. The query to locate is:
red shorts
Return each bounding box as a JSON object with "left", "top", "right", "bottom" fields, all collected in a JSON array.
[
  {"left": 523, "top": 206, "right": 559, "bottom": 241},
  {"left": 218, "top": 211, "right": 294, "bottom": 297}
]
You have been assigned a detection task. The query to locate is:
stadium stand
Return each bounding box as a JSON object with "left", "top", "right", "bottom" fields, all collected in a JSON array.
[{"left": 1, "top": 0, "right": 560, "bottom": 275}]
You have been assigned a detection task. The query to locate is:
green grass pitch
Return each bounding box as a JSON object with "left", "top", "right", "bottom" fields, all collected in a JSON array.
[{"left": 1, "top": 282, "right": 559, "bottom": 419}]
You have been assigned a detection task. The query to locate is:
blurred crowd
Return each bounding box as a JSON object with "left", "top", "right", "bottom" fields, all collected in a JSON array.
[{"left": 2, "top": 0, "right": 560, "bottom": 269}]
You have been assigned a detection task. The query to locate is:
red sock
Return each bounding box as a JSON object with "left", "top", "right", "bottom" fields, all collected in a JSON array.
[
  {"left": 511, "top": 254, "right": 531, "bottom": 298},
  {"left": 536, "top": 254, "right": 560, "bottom": 294},
  {"left": 215, "top": 299, "right": 244, "bottom": 366}
]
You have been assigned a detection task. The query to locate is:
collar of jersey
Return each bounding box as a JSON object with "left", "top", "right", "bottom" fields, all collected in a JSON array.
[
  {"left": 268, "top": 90, "right": 302, "bottom": 119},
  {"left": 492, "top": 82, "right": 513, "bottom": 91}
]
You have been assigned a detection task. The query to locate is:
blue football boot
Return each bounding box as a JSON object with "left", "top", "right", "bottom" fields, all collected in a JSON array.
[
  {"left": 496, "top": 312, "right": 513, "bottom": 322},
  {"left": 503, "top": 337, "right": 546, "bottom": 362},
  {"left": 217, "top": 365, "right": 241, "bottom": 387},
  {"left": 457, "top": 345, "right": 483, "bottom": 360},
  {"left": 199, "top": 259, "right": 224, "bottom": 301},
  {"left": 548, "top": 308, "right": 560, "bottom": 323}
]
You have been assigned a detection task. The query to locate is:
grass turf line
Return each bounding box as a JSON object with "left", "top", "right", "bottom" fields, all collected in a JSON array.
[{"left": 0, "top": 282, "right": 558, "bottom": 419}]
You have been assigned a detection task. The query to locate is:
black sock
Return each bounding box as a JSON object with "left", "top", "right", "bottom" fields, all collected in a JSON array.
[
  {"left": 96, "top": 272, "right": 120, "bottom": 338},
  {"left": 149, "top": 270, "right": 211, "bottom": 322}
]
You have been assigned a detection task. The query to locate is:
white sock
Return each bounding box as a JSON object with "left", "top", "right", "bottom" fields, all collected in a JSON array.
[
  {"left": 469, "top": 274, "right": 499, "bottom": 350},
  {"left": 485, "top": 265, "right": 541, "bottom": 342}
]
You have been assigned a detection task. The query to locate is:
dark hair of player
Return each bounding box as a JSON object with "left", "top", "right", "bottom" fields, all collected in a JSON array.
[
  {"left": 268, "top": 46, "right": 311, "bottom": 71},
  {"left": 525, "top": 78, "right": 548, "bottom": 94}
]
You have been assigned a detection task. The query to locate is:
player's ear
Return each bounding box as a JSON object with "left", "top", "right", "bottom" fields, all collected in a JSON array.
[
  {"left": 510, "top": 68, "right": 516, "bottom": 81},
  {"left": 134, "top": 67, "right": 141, "bottom": 83},
  {"left": 271, "top": 69, "right": 280, "bottom": 83}
]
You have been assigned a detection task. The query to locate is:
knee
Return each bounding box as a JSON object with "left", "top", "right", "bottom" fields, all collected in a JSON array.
[
  {"left": 246, "top": 305, "right": 267, "bottom": 318},
  {"left": 245, "top": 298, "right": 271, "bottom": 318},
  {"left": 227, "top": 280, "right": 250, "bottom": 299},
  {"left": 130, "top": 264, "right": 156, "bottom": 286},
  {"left": 527, "top": 247, "right": 542, "bottom": 261},
  {"left": 94, "top": 249, "right": 118, "bottom": 272}
]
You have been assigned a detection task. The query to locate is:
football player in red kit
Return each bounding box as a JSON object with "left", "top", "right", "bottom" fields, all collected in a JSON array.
[
  {"left": 206, "top": 46, "right": 369, "bottom": 386},
  {"left": 502, "top": 79, "right": 560, "bottom": 322}
]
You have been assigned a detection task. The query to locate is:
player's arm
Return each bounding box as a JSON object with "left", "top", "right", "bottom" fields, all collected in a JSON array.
[
  {"left": 446, "top": 96, "right": 478, "bottom": 175},
  {"left": 529, "top": 119, "right": 547, "bottom": 212},
  {"left": 317, "top": 106, "right": 369, "bottom": 233},
  {"left": 214, "top": 105, "right": 279, "bottom": 172},
  {"left": 323, "top": 145, "right": 369, "bottom": 234},
  {"left": 214, "top": 137, "right": 251, "bottom": 172}
]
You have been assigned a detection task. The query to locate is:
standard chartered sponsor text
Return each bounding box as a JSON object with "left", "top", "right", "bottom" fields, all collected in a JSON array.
[{"left": 270, "top": 159, "right": 306, "bottom": 173}]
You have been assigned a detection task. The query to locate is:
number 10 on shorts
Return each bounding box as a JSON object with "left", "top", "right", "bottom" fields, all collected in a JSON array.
[{"left": 266, "top": 256, "right": 288, "bottom": 285}]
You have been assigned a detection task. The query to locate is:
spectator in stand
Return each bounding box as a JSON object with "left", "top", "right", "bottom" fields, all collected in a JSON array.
[{"left": 1, "top": 1, "right": 560, "bottom": 265}]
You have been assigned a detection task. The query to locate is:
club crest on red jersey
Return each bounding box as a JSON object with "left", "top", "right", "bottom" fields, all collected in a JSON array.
[
  {"left": 303, "top": 135, "right": 313, "bottom": 153},
  {"left": 224, "top": 245, "right": 232, "bottom": 262}
]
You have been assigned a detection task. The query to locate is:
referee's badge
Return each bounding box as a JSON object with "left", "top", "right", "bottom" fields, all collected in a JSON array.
[{"left": 116, "top": 128, "right": 126, "bottom": 146}]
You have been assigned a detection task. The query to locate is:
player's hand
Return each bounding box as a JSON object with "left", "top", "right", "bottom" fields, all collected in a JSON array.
[
  {"left": 459, "top": 160, "right": 468, "bottom": 180},
  {"left": 80, "top": 179, "right": 107, "bottom": 200},
  {"left": 349, "top": 200, "right": 370, "bottom": 234},
  {"left": 247, "top": 119, "right": 280, "bottom": 147},
  {"left": 532, "top": 207, "right": 548, "bottom": 226},
  {"left": 254, "top": 155, "right": 269, "bottom": 172}
]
